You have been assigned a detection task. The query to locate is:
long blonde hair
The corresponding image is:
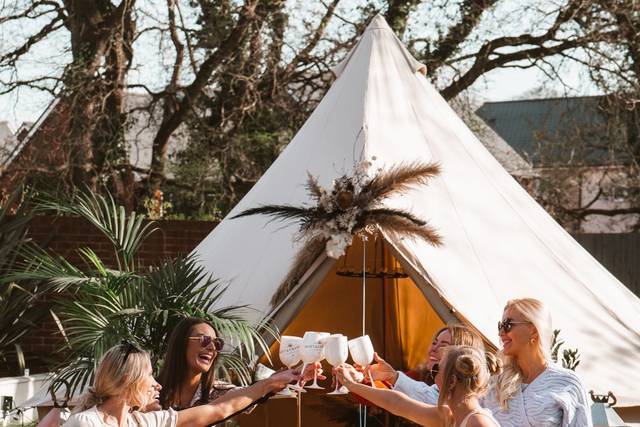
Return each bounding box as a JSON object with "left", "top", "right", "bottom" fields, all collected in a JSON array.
[
  {"left": 493, "top": 298, "right": 553, "bottom": 409},
  {"left": 75, "top": 343, "right": 152, "bottom": 412},
  {"left": 436, "top": 345, "right": 502, "bottom": 408}
]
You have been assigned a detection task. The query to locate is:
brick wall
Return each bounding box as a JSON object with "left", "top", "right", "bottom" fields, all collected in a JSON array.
[
  {"left": 26, "top": 215, "right": 217, "bottom": 267},
  {"left": 6, "top": 215, "right": 217, "bottom": 376}
]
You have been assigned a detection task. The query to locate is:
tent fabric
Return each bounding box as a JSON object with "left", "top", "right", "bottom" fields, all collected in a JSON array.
[{"left": 193, "top": 15, "right": 640, "bottom": 406}]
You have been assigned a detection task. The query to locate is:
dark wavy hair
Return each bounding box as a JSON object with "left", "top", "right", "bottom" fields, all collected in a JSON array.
[{"left": 158, "top": 317, "right": 218, "bottom": 409}]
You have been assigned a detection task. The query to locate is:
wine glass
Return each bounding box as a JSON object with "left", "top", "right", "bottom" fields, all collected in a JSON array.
[
  {"left": 323, "top": 334, "right": 349, "bottom": 395},
  {"left": 279, "top": 335, "right": 303, "bottom": 396},
  {"left": 348, "top": 335, "right": 376, "bottom": 388},
  {"left": 299, "top": 331, "right": 329, "bottom": 390}
]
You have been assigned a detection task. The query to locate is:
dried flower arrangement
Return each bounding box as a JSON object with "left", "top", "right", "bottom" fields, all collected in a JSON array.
[{"left": 231, "top": 160, "right": 443, "bottom": 305}]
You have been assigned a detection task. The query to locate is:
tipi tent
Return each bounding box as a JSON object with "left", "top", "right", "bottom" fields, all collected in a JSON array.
[{"left": 193, "top": 15, "right": 640, "bottom": 416}]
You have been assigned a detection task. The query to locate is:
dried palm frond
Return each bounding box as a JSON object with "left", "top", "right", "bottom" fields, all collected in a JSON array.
[
  {"left": 270, "top": 236, "right": 327, "bottom": 306},
  {"left": 359, "top": 162, "right": 440, "bottom": 205},
  {"left": 362, "top": 209, "right": 442, "bottom": 247},
  {"left": 230, "top": 205, "right": 315, "bottom": 225},
  {"left": 360, "top": 207, "right": 428, "bottom": 226}
]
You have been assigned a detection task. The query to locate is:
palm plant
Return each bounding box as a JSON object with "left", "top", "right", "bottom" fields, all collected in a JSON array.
[
  {"left": 551, "top": 329, "right": 580, "bottom": 371},
  {"left": 0, "top": 188, "right": 41, "bottom": 374},
  {"left": 11, "top": 191, "right": 273, "bottom": 394}
]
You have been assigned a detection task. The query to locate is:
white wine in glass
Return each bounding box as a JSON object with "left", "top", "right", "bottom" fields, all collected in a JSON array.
[
  {"left": 324, "top": 334, "right": 349, "bottom": 395},
  {"left": 348, "top": 335, "right": 377, "bottom": 388}
]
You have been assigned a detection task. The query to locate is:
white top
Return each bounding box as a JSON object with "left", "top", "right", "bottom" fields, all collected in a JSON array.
[
  {"left": 393, "top": 371, "right": 439, "bottom": 404},
  {"left": 63, "top": 406, "right": 177, "bottom": 427},
  {"left": 483, "top": 364, "right": 593, "bottom": 427},
  {"left": 458, "top": 408, "right": 500, "bottom": 427}
]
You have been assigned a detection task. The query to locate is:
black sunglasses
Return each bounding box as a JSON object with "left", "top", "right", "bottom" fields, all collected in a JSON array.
[
  {"left": 189, "top": 335, "right": 224, "bottom": 351},
  {"left": 430, "top": 363, "right": 439, "bottom": 378},
  {"left": 497, "top": 318, "right": 530, "bottom": 333},
  {"left": 120, "top": 339, "right": 141, "bottom": 361}
]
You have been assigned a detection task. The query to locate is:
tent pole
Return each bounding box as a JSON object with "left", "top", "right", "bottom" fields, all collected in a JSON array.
[
  {"left": 362, "top": 236, "right": 366, "bottom": 336},
  {"left": 362, "top": 236, "right": 367, "bottom": 427}
]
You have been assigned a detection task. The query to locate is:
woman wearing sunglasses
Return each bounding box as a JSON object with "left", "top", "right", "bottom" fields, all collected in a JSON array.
[
  {"left": 64, "top": 342, "right": 298, "bottom": 427},
  {"left": 484, "top": 298, "right": 592, "bottom": 427},
  {"left": 158, "top": 318, "right": 232, "bottom": 410},
  {"left": 159, "top": 317, "right": 322, "bottom": 413}
]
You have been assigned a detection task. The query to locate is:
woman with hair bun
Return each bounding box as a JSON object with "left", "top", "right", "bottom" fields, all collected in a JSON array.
[
  {"left": 484, "top": 298, "right": 592, "bottom": 427},
  {"left": 337, "top": 345, "right": 502, "bottom": 427},
  {"left": 63, "top": 342, "right": 298, "bottom": 427},
  {"left": 362, "top": 324, "right": 485, "bottom": 404}
]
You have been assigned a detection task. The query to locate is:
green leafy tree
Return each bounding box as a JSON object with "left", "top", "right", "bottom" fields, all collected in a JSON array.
[{"left": 11, "top": 191, "right": 273, "bottom": 394}]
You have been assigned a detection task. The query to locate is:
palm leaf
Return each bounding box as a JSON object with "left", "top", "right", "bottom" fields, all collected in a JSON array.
[
  {"left": 37, "top": 191, "right": 158, "bottom": 270},
  {"left": 230, "top": 204, "right": 316, "bottom": 225},
  {"left": 7, "top": 243, "right": 91, "bottom": 290},
  {"left": 24, "top": 192, "right": 276, "bottom": 392}
]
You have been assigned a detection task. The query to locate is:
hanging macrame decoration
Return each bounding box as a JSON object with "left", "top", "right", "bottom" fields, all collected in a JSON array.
[{"left": 231, "top": 160, "right": 443, "bottom": 305}]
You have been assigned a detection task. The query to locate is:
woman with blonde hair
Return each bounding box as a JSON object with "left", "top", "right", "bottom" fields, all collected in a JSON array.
[
  {"left": 337, "top": 345, "right": 502, "bottom": 427},
  {"left": 484, "top": 298, "right": 592, "bottom": 426},
  {"left": 63, "top": 342, "right": 298, "bottom": 427},
  {"left": 363, "top": 324, "right": 485, "bottom": 404}
]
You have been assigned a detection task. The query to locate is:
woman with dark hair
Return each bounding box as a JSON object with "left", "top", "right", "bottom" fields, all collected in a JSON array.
[
  {"left": 158, "top": 317, "right": 228, "bottom": 409},
  {"left": 158, "top": 317, "right": 322, "bottom": 411}
]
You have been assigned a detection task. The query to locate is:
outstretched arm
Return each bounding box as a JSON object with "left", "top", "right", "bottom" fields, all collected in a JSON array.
[
  {"left": 337, "top": 366, "right": 448, "bottom": 427},
  {"left": 176, "top": 369, "right": 299, "bottom": 427}
]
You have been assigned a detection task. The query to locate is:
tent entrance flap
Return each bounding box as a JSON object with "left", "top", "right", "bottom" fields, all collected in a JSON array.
[{"left": 271, "top": 237, "right": 446, "bottom": 371}]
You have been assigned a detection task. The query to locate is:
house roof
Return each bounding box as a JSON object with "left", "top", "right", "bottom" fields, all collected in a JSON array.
[
  {"left": 476, "top": 96, "right": 627, "bottom": 167},
  {"left": 0, "top": 94, "right": 189, "bottom": 186},
  {"left": 470, "top": 113, "right": 534, "bottom": 177}
]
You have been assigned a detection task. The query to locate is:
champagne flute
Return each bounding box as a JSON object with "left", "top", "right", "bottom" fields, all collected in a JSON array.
[
  {"left": 278, "top": 335, "right": 303, "bottom": 396},
  {"left": 323, "top": 334, "right": 349, "bottom": 395},
  {"left": 348, "top": 335, "right": 376, "bottom": 388}
]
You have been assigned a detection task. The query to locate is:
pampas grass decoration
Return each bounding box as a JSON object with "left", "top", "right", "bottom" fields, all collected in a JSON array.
[{"left": 231, "top": 161, "right": 442, "bottom": 306}]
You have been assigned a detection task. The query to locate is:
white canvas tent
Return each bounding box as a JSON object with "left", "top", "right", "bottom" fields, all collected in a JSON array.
[{"left": 193, "top": 15, "right": 640, "bottom": 409}]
